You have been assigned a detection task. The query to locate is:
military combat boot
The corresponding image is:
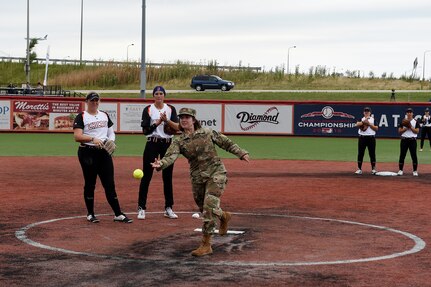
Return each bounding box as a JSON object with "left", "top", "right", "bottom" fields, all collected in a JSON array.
[
  {"left": 219, "top": 211, "right": 232, "bottom": 236},
  {"left": 191, "top": 234, "right": 213, "bottom": 256}
]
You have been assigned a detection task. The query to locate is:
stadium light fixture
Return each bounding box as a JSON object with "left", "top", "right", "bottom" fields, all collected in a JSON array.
[
  {"left": 422, "top": 50, "right": 431, "bottom": 82},
  {"left": 127, "top": 43, "right": 134, "bottom": 62},
  {"left": 287, "top": 45, "right": 296, "bottom": 75}
]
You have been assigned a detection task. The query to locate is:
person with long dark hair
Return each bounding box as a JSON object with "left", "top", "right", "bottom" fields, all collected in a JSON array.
[
  {"left": 137, "top": 86, "right": 179, "bottom": 220},
  {"left": 151, "top": 107, "right": 250, "bottom": 256}
]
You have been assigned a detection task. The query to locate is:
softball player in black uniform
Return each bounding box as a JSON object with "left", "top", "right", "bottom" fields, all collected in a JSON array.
[
  {"left": 73, "top": 92, "right": 132, "bottom": 223},
  {"left": 355, "top": 107, "right": 378, "bottom": 175},
  {"left": 137, "top": 86, "right": 179, "bottom": 220},
  {"left": 397, "top": 108, "right": 420, "bottom": 176},
  {"left": 419, "top": 108, "right": 431, "bottom": 151}
]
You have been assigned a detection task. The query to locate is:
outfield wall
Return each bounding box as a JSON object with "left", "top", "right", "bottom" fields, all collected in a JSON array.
[{"left": 0, "top": 95, "right": 429, "bottom": 138}]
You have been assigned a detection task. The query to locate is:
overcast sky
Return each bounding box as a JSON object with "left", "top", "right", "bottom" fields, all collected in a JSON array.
[{"left": 2, "top": 0, "right": 431, "bottom": 78}]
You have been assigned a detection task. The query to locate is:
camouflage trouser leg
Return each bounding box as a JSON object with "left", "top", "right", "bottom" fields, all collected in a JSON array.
[{"left": 192, "top": 172, "right": 227, "bottom": 235}]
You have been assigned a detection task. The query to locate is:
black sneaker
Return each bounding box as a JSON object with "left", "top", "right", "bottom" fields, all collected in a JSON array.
[
  {"left": 87, "top": 214, "right": 100, "bottom": 223},
  {"left": 113, "top": 214, "right": 133, "bottom": 223}
]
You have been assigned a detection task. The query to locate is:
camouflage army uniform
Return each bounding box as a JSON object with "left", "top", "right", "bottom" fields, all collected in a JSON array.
[{"left": 159, "top": 127, "right": 248, "bottom": 234}]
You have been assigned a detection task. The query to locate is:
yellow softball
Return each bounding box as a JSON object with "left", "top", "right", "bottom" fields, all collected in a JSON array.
[{"left": 133, "top": 169, "right": 144, "bottom": 179}]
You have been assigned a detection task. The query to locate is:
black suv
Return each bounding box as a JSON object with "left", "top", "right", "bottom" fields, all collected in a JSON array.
[{"left": 190, "top": 75, "right": 235, "bottom": 91}]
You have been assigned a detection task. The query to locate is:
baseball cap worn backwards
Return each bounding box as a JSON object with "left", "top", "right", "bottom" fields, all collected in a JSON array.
[
  {"left": 153, "top": 85, "right": 166, "bottom": 96},
  {"left": 178, "top": 108, "right": 196, "bottom": 117},
  {"left": 86, "top": 92, "right": 100, "bottom": 101}
]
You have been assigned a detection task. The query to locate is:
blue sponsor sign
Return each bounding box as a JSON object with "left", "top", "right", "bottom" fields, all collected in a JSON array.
[{"left": 294, "top": 104, "right": 427, "bottom": 138}]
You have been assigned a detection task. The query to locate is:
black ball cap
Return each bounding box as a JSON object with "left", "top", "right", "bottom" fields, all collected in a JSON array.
[{"left": 86, "top": 92, "right": 100, "bottom": 101}]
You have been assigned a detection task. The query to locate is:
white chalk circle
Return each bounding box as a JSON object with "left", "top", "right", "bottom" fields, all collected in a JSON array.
[{"left": 15, "top": 212, "right": 426, "bottom": 267}]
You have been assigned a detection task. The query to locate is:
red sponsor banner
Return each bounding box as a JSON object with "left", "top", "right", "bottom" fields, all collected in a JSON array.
[{"left": 12, "top": 100, "right": 83, "bottom": 131}]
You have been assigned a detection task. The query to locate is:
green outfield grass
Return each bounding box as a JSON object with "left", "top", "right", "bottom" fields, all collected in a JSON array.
[{"left": 0, "top": 132, "right": 427, "bottom": 164}]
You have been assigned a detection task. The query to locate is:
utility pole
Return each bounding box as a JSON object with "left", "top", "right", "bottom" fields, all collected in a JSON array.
[
  {"left": 140, "top": 0, "right": 146, "bottom": 98},
  {"left": 25, "top": 0, "right": 30, "bottom": 82},
  {"left": 80, "top": 0, "right": 84, "bottom": 65}
]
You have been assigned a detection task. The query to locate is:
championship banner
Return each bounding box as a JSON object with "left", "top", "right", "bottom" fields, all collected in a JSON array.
[
  {"left": 294, "top": 104, "right": 426, "bottom": 138},
  {"left": 12, "top": 99, "right": 82, "bottom": 131}
]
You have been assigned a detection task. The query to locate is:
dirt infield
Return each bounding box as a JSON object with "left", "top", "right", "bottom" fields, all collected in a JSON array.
[{"left": 1, "top": 157, "right": 430, "bottom": 287}]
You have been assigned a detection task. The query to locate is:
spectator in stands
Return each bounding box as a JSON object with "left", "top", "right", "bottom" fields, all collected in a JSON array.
[
  {"left": 7, "top": 83, "right": 16, "bottom": 94},
  {"left": 36, "top": 82, "right": 44, "bottom": 95},
  {"left": 22, "top": 82, "right": 31, "bottom": 95}
]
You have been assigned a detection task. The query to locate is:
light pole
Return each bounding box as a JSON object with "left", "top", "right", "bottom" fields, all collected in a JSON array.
[
  {"left": 422, "top": 50, "right": 431, "bottom": 82},
  {"left": 287, "top": 45, "right": 296, "bottom": 75},
  {"left": 26, "top": 0, "right": 30, "bottom": 82},
  {"left": 140, "top": 0, "right": 146, "bottom": 98},
  {"left": 80, "top": 0, "right": 84, "bottom": 64},
  {"left": 127, "top": 43, "right": 134, "bottom": 62}
]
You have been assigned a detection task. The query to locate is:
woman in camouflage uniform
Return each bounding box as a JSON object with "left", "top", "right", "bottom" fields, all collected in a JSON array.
[{"left": 151, "top": 107, "right": 250, "bottom": 256}]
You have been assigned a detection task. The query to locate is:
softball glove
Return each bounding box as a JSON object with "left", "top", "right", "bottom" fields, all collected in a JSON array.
[
  {"left": 103, "top": 139, "right": 117, "bottom": 155},
  {"left": 401, "top": 119, "right": 411, "bottom": 128}
]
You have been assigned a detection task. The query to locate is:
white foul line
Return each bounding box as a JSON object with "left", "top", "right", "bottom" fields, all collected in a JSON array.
[{"left": 14, "top": 212, "right": 426, "bottom": 267}]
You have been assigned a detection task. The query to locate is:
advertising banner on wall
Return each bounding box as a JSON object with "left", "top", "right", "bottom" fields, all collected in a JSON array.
[
  {"left": 224, "top": 104, "right": 293, "bottom": 134},
  {"left": 294, "top": 104, "right": 427, "bottom": 138},
  {"left": 12, "top": 99, "right": 82, "bottom": 131},
  {"left": 119, "top": 103, "right": 145, "bottom": 132},
  {"left": 171, "top": 103, "right": 222, "bottom": 132},
  {"left": 119, "top": 103, "right": 222, "bottom": 133},
  {"left": 0, "top": 101, "right": 11, "bottom": 130},
  {"left": 99, "top": 103, "right": 118, "bottom": 131}
]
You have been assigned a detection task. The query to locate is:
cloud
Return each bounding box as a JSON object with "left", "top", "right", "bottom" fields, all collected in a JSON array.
[{"left": 2, "top": 0, "right": 431, "bottom": 77}]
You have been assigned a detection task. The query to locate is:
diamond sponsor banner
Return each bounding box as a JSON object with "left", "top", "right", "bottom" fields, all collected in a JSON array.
[{"left": 224, "top": 104, "right": 293, "bottom": 134}]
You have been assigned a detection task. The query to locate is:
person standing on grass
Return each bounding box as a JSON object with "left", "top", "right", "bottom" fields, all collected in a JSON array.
[
  {"left": 397, "top": 107, "right": 420, "bottom": 176},
  {"left": 73, "top": 92, "right": 133, "bottom": 223},
  {"left": 419, "top": 108, "right": 431, "bottom": 152},
  {"left": 151, "top": 107, "right": 250, "bottom": 257},
  {"left": 355, "top": 107, "right": 378, "bottom": 175}
]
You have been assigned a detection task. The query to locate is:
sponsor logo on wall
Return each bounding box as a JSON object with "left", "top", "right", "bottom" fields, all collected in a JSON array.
[
  {"left": 225, "top": 104, "right": 292, "bottom": 134},
  {"left": 236, "top": 106, "right": 280, "bottom": 131},
  {"left": 296, "top": 105, "right": 357, "bottom": 135}
]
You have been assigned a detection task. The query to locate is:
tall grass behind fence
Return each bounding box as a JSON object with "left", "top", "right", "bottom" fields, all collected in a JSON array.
[{"left": 1, "top": 61, "right": 429, "bottom": 90}]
